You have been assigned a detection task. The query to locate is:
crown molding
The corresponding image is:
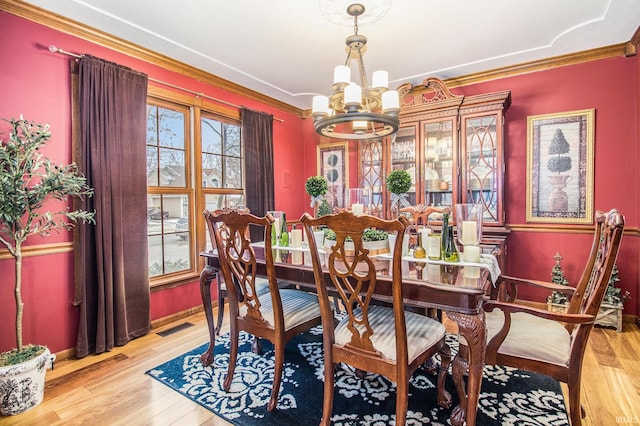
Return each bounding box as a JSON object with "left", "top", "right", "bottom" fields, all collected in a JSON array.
[
  {"left": 1, "top": 0, "right": 304, "bottom": 117},
  {"left": 443, "top": 43, "right": 630, "bottom": 89},
  {"left": 3, "top": 0, "right": 637, "bottom": 118}
]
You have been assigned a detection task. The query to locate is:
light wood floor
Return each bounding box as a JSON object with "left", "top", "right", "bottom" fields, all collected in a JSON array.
[{"left": 4, "top": 307, "right": 640, "bottom": 425}]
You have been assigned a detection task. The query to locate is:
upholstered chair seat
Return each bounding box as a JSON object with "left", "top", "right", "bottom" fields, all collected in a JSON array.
[
  {"left": 335, "top": 305, "right": 446, "bottom": 363},
  {"left": 484, "top": 310, "right": 571, "bottom": 367},
  {"left": 239, "top": 289, "right": 322, "bottom": 330}
]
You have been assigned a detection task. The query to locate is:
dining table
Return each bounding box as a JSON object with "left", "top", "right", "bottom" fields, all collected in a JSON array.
[{"left": 199, "top": 243, "right": 498, "bottom": 426}]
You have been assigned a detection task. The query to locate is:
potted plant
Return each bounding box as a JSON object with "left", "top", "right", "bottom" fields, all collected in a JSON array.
[
  {"left": 324, "top": 228, "right": 389, "bottom": 255},
  {"left": 546, "top": 128, "right": 572, "bottom": 211},
  {"left": 0, "top": 117, "right": 94, "bottom": 415},
  {"left": 547, "top": 252, "right": 629, "bottom": 332},
  {"left": 385, "top": 169, "right": 412, "bottom": 216},
  {"left": 305, "top": 175, "right": 328, "bottom": 211}
]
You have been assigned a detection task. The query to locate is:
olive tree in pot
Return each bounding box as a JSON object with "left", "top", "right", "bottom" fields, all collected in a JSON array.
[{"left": 0, "top": 117, "right": 94, "bottom": 415}]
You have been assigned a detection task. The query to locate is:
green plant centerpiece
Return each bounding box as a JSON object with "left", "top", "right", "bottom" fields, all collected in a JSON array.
[
  {"left": 386, "top": 169, "right": 412, "bottom": 215},
  {"left": 323, "top": 227, "right": 389, "bottom": 255},
  {"left": 546, "top": 128, "right": 572, "bottom": 211},
  {"left": 305, "top": 175, "right": 328, "bottom": 209},
  {"left": 0, "top": 117, "right": 94, "bottom": 415}
]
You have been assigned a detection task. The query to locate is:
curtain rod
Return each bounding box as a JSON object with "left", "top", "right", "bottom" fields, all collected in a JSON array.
[{"left": 48, "top": 45, "right": 284, "bottom": 123}]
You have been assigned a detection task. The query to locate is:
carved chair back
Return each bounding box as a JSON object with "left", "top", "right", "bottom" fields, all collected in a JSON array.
[
  {"left": 204, "top": 208, "right": 280, "bottom": 326},
  {"left": 301, "top": 211, "right": 409, "bottom": 362},
  {"left": 565, "top": 209, "right": 625, "bottom": 324}
]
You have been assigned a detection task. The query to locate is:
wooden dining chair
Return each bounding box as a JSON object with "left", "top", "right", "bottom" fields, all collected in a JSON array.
[
  {"left": 301, "top": 210, "right": 452, "bottom": 426},
  {"left": 205, "top": 208, "right": 323, "bottom": 411},
  {"left": 479, "top": 208, "right": 625, "bottom": 426},
  {"left": 399, "top": 204, "right": 451, "bottom": 247}
]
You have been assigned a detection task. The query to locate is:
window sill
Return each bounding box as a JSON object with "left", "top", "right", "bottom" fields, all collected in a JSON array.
[{"left": 150, "top": 272, "right": 201, "bottom": 293}]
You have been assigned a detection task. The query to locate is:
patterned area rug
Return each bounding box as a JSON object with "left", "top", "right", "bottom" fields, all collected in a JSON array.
[{"left": 146, "top": 327, "right": 569, "bottom": 425}]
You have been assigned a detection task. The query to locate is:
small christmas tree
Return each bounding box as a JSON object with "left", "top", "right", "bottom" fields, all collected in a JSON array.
[
  {"left": 548, "top": 252, "right": 570, "bottom": 304},
  {"left": 603, "top": 264, "right": 630, "bottom": 306}
]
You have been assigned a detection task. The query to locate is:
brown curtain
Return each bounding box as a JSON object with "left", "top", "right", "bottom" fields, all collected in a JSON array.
[
  {"left": 75, "top": 55, "right": 150, "bottom": 357},
  {"left": 242, "top": 108, "right": 274, "bottom": 241}
]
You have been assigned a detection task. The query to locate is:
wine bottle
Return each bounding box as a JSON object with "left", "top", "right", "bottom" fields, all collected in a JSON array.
[
  {"left": 443, "top": 225, "right": 459, "bottom": 262},
  {"left": 440, "top": 213, "right": 449, "bottom": 260},
  {"left": 279, "top": 212, "right": 289, "bottom": 247},
  {"left": 413, "top": 231, "right": 426, "bottom": 259}
]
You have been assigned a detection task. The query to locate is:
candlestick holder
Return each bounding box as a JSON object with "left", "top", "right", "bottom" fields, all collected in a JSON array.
[{"left": 455, "top": 203, "right": 483, "bottom": 262}]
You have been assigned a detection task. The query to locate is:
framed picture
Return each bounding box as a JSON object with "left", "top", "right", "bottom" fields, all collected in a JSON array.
[
  {"left": 526, "top": 109, "right": 595, "bottom": 223},
  {"left": 317, "top": 142, "right": 349, "bottom": 210}
]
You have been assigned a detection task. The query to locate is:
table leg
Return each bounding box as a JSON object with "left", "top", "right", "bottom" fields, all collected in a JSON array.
[
  {"left": 199, "top": 264, "right": 217, "bottom": 366},
  {"left": 446, "top": 310, "right": 486, "bottom": 426}
]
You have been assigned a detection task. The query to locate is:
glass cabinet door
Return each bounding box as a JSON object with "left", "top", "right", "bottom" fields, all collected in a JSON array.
[
  {"left": 423, "top": 120, "right": 455, "bottom": 209},
  {"left": 359, "top": 139, "right": 384, "bottom": 216},
  {"left": 390, "top": 126, "right": 417, "bottom": 206},
  {"left": 462, "top": 113, "right": 502, "bottom": 223}
]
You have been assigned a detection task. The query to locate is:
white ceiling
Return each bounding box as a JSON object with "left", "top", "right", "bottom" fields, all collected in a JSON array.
[{"left": 24, "top": 0, "right": 640, "bottom": 111}]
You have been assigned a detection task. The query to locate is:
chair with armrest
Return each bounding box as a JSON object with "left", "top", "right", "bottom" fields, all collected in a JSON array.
[
  {"left": 301, "top": 210, "right": 452, "bottom": 426},
  {"left": 481, "top": 208, "right": 624, "bottom": 426},
  {"left": 205, "top": 208, "right": 323, "bottom": 412}
]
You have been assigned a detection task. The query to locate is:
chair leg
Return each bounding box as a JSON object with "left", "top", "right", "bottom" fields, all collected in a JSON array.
[
  {"left": 567, "top": 375, "right": 583, "bottom": 426},
  {"left": 223, "top": 322, "right": 239, "bottom": 392},
  {"left": 216, "top": 295, "right": 225, "bottom": 337},
  {"left": 395, "top": 376, "right": 409, "bottom": 426},
  {"left": 437, "top": 344, "right": 453, "bottom": 409},
  {"left": 215, "top": 275, "right": 225, "bottom": 336},
  {"left": 321, "top": 362, "right": 335, "bottom": 426},
  {"left": 268, "top": 342, "right": 285, "bottom": 411}
]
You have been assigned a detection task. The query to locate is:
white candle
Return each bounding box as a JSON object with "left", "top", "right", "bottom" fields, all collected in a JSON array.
[
  {"left": 420, "top": 228, "right": 431, "bottom": 248},
  {"left": 292, "top": 251, "right": 303, "bottom": 265},
  {"left": 464, "top": 266, "right": 481, "bottom": 279},
  {"left": 352, "top": 203, "right": 364, "bottom": 216},
  {"left": 344, "top": 83, "right": 362, "bottom": 106},
  {"left": 333, "top": 65, "right": 350, "bottom": 84},
  {"left": 427, "top": 234, "right": 441, "bottom": 260},
  {"left": 291, "top": 229, "right": 302, "bottom": 248},
  {"left": 371, "top": 70, "right": 388, "bottom": 89},
  {"left": 464, "top": 245, "right": 481, "bottom": 263},
  {"left": 461, "top": 220, "right": 478, "bottom": 245}
]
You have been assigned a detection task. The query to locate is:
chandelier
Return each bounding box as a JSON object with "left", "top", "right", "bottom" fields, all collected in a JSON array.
[{"left": 312, "top": 3, "right": 400, "bottom": 140}]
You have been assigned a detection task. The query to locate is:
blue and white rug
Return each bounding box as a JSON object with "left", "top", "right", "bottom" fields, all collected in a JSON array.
[{"left": 146, "top": 327, "right": 569, "bottom": 425}]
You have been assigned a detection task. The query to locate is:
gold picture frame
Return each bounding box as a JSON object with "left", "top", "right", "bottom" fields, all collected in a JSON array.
[
  {"left": 317, "top": 142, "right": 349, "bottom": 210},
  {"left": 526, "top": 109, "right": 595, "bottom": 223}
]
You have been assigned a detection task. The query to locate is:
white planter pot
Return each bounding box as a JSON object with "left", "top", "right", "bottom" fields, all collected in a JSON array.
[
  {"left": 0, "top": 346, "right": 55, "bottom": 415},
  {"left": 547, "top": 302, "right": 623, "bottom": 332},
  {"left": 324, "top": 239, "right": 389, "bottom": 256}
]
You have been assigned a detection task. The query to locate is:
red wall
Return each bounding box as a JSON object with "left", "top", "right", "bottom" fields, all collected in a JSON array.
[
  {"left": 0, "top": 12, "right": 309, "bottom": 353},
  {"left": 449, "top": 57, "right": 639, "bottom": 306},
  {"left": 1, "top": 10, "right": 638, "bottom": 355}
]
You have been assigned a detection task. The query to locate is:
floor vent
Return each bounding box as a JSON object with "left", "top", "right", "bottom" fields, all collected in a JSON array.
[{"left": 157, "top": 322, "right": 194, "bottom": 337}]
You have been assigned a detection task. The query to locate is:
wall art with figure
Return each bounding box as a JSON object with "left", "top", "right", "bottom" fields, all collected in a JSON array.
[
  {"left": 317, "top": 142, "right": 348, "bottom": 211},
  {"left": 526, "top": 109, "right": 594, "bottom": 224}
]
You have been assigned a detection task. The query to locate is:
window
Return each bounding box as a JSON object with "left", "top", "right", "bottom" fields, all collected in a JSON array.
[
  {"left": 201, "top": 112, "right": 244, "bottom": 251},
  {"left": 146, "top": 94, "right": 243, "bottom": 284}
]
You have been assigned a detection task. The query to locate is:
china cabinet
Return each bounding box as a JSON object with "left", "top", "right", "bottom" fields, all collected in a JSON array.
[{"left": 358, "top": 77, "right": 511, "bottom": 269}]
